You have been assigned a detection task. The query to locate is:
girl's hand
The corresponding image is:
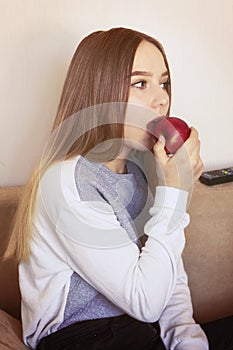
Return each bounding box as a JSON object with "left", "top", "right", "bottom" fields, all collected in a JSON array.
[{"left": 153, "top": 127, "right": 204, "bottom": 192}]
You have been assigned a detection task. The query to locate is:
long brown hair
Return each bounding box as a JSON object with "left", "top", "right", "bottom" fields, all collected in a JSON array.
[{"left": 3, "top": 27, "right": 171, "bottom": 262}]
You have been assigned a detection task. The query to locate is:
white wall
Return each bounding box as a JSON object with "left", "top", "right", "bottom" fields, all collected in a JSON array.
[{"left": 0, "top": 0, "right": 232, "bottom": 186}]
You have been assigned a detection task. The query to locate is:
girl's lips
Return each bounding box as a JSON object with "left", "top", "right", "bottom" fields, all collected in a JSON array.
[{"left": 146, "top": 115, "right": 166, "bottom": 139}]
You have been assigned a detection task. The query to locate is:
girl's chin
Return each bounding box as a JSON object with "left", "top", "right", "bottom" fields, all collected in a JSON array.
[{"left": 124, "top": 137, "right": 155, "bottom": 152}]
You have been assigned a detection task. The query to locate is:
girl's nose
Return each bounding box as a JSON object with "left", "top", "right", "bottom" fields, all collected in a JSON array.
[{"left": 150, "top": 86, "right": 169, "bottom": 114}]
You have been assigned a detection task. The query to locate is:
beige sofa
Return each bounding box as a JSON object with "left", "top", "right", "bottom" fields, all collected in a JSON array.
[{"left": 0, "top": 182, "right": 233, "bottom": 349}]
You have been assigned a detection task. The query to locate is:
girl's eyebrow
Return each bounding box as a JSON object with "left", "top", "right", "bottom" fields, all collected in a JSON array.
[
  {"left": 131, "top": 71, "right": 152, "bottom": 77},
  {"left": 161, "top": 71, "right": 169, "bottom": 77},
  {"left": 130, "top": 70, "right": 169, "bottom": 77}
]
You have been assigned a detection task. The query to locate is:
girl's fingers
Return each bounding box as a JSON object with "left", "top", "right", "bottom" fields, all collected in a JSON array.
[
  {"left": 152, "top": 126, "right": 204, "bottom": 190},
  {"left": 181, "top": 127, "right": 199, "bottom": 156},
  {"left": 153, "top": 136, "right": 168, "bottom": 165}
]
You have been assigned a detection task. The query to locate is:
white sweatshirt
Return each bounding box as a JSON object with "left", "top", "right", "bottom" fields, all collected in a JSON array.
[{"left": 19, "top": 155, "right": 208, "bottom": 349}]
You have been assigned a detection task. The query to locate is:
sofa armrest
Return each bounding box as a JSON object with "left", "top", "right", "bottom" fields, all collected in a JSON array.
[
  {"left": 0, "top": 186, "right": 23, "bottom": 319},
  {"left": 0, "top": 309, "right": 29, "bottom": 349}
]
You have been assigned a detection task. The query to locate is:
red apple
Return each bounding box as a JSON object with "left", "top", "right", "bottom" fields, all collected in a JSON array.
[{"left": 147, "top": 116, "right": 191, "bottom": 154}]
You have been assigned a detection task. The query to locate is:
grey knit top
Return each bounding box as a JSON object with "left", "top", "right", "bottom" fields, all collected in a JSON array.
[{"left": 59, "top": 156, "right": 153, "bottom": 329}]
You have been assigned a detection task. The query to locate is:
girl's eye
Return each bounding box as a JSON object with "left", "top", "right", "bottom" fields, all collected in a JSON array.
[
  {"left": 131, "top": 80, "right": 147, "bottom": 89},
  {"left": 160, "top": 80, "right": 170, "bottom": 91}
]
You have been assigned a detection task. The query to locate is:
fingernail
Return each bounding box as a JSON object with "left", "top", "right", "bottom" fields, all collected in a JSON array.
[{"left": 159, "top": 135, "right": 166, "bottom": 145}]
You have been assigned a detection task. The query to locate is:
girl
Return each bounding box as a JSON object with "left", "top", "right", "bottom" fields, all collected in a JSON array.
[{"left": 5, "top": 27, "right": 232, "bottom": 350}]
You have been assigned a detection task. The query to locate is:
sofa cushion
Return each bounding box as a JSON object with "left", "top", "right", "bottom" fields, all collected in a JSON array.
[
  {"left": 0, "top": 309, "right": 28, "bottom": 349},
  {"left": 183, "top": 181, "right": 233, "bottom": 323}
]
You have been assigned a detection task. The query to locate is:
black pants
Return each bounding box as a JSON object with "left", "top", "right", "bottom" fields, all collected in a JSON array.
[
  {"left": 36, "top": 314, "right": 233, "bottom": 350},
  {"left": 201, "top": 315, "right": 233, "bottom": 350},
  {"left": 36, "top": 314, "right": 165, "bottom": 350}
]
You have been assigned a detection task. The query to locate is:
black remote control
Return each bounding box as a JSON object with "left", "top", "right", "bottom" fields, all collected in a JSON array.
[{"left": 199, "top": 167, "right": 233, "bottom": 186}]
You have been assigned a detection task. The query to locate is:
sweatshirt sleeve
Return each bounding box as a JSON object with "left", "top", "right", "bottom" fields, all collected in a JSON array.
[{"left": 159, "top": 258, "right": 209, "bottom": 350}]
